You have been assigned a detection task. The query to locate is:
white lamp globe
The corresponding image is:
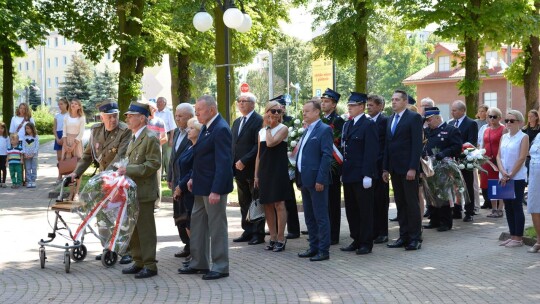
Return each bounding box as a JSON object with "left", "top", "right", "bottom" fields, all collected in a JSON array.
[
  {"left": 193, "top": 11, "right": 213, "bottom": 32},
  {"left": 236, "top": 14, "right": 252, "bottom": 33},
  {"left": 223, "top": 7, "right": 244, "bottom": 29}
]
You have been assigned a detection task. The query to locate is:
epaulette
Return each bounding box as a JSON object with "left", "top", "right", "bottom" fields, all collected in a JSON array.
[{"left": 91, "top": 122, "right": 104, "bottom": 129}]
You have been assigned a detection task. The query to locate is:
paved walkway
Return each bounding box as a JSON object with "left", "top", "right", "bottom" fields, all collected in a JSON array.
[{"left": 0, "top": 142, "right": 539, "bottom": 303}]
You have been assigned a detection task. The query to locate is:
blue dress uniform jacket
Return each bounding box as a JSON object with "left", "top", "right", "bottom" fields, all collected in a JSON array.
[
  {"left": 342, "top": 115, "right": 379, "bottom": 183},
  {"left": 423, "top": 122, "right": 462, "bottom": 159}
]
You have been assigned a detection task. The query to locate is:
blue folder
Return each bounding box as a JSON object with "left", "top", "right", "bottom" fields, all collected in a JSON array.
[{"left": 488, "top": 179, "right": 515, "bottom": 200}]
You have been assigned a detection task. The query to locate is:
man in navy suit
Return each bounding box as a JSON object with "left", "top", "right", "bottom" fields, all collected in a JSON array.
[
  {"left": 179, "top": 95, "right": 233, "bottom": 280},
  {"left": 296, "top": 99, "right": 333, "bottom": 261},
  {"left": 231, "top": 92, "right": 265, "bottom": 245},
  {"left": 383, "top": 90, "right": 424, "bottom": 251},
  {"left": 340, "top": 92, "right": 379, "bottom": 255},
  {"left": 167, "top": 103, "right": 194, "bottom": 258},
  {"left": 320, "top": 88, "right": 345, "bottom": 245},
  {"left": 449, "top": 100, "right": 478, "bottom": 222},
  {"left": 366, "top": 94, "right": 390, "bottom": 244}
]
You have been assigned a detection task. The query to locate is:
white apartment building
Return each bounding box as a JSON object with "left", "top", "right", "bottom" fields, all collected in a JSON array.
[{"left": 15, "top": 31, "right": 172, "bottom": 109}]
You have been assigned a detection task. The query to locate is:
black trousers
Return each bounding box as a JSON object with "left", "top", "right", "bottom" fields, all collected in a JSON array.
[
  {"left": 373, "top": 177, "right": 389, "bottom": 238},
  {"left": 328, "top": 173, "right": 342, "bottom": 243},
  {"left": 429, "top": 205, "right": 453, "bottom": 229},
  {"left": 391, "top": 173, "right": 422, "bottom": 242},
  {"left": 285, "top": 180, "right": 300, "bottom": 235},
  {"left": 236, "top": 177, "right": 264, "bottom": 238},
  {"left": 343, "top": 182, "right": 374, "bottom": 248},
  {"left": 457, "top": 169, "right": 475, "bottom": 216}
]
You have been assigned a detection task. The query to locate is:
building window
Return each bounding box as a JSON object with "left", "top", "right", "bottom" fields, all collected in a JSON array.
[
  {"left": 107, "top": 51, "right": 111, "bottom": 60},
  {"left": 55, "top": 77, "right": 59, "bottom": 88},
  {"left": 32, "top": 60, "right": 35, "bottom": 70},
  {"left": 25, "top": 62, "right": 29, "bottom": 70},
  {"left": 63, "top": 56, "right": 67, "bottom": 65},
  {"left": 486, "top": 51, "right": 498, "bottom": 68},
  {"left": 54, "top": 37, "right": 58, "bottom": 47},
  {"left": 63, "top": 37, "right": 67, "bottom": 45},
  {"left": 47, "top": 78, "right": 51, "bottom": 88},
  {"left": 48, "top": 97, "right": 52, "bottom": 105},
  {"left": 484, "top": 92, "right": 497, "bottom": 108},
  {"left": 47, "top": 58, "right": 50, "bottom": 68},
  {"left": 54, "top": 57, "right": 59, "bottom": 67},
  {"left": 19, "top": 63, "right": 22, "bottom": 71},
  {"left": 63, "top": 77, "right": 66, "bottom": 82},
  {"left": 438, "top": 56, "right": 450, "bottom": 72}
]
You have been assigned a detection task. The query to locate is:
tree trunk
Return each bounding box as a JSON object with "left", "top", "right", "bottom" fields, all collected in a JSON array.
[
  {"left": 1, "top": 44, "right": 14, "bottom": 127},
  {"left": 169, "top": 53, "right": 179, "bottom": 107},
  {"left": 116, "top": 0, "right": 145, "bottom": 114},
  {"left": 177, "top": 51, "right": 191, "bottom": 104},
  {"left": 353, "top": 2, "right": 369, "bottom": 93},
  {"left": 462, "top": 35, "right": 480, "bottom": 118},
  {"left": 523, "top": 35, "right": 540, "bottom": 113}
]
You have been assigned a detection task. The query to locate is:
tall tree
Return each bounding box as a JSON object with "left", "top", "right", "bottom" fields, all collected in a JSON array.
[
  {"left": 312, "top": 0, "right": 388, "bottom": 93},
  {"left": 272, "top": 36, "right": 313, "bottom": 101},
  {"left": 89, "top": 67, "right": 118, "bottom": 113},
  {"left": 27, "top": 80, "right": 41, "bottom": 110},
  {"left": 397, "top": 0, "right": 528, "bottom": 116},
  {"left": 1, "top": 0, "right": 47, "bottom": 125},
  {"left": 57, "top": 55, "right": 93, "bottom": 113}
]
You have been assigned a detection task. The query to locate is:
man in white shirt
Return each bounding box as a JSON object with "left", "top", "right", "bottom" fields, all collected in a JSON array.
[{"left": 156, "top": 97, "right": 176, "bottom": 180}]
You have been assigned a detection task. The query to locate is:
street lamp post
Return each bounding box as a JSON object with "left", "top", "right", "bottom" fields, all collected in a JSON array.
[{"left": 193, "top": 0, "right": 252, "bottom": 124}]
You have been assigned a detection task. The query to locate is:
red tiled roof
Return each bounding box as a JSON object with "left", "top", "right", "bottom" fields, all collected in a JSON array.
[{"left": 403, "top": 63, "right": 505, "bottom": 84}]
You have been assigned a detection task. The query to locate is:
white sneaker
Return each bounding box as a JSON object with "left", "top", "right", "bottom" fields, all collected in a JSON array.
[
  {"left": 26, "top": 183, "right": 32, "bottom": 188},
  {"left": 33, "top": 182, "right": 37, "bottom": 188}
]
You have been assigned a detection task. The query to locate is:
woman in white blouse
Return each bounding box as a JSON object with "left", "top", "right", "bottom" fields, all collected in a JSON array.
[
  {"left": 62, "top": 99, "right": 86, "bottom": 200},
  {"left": 496, "top": 110, "right": 529, "bottom": 248},
  {"left": 9, "top": 103, "right": 35, "bottom": 142}
]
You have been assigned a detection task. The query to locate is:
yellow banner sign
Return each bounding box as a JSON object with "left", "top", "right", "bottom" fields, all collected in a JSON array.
[{"left": 312, "top": 57, "right": 334, "bottom": 97}]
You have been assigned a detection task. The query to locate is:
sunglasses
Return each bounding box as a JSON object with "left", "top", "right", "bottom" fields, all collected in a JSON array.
[
  {"left": 268, "top": 109, "right": 283, "bottom": 115},
  {"left": 504, "top": 119, "right": 517, "bottom": 124},
  {"left": 488, "top": 115, "right": 498, "bottom": 119}
]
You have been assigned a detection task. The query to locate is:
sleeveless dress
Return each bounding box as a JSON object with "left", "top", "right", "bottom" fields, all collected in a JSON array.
[
  {"left": 527, "top": 137, "right": 540, "bottom": 213},
  {"left": 258, "top": 124, "right": 293, "bottom": 204},
  {"left": 480, "top": 126, "right": 504, "bottom": 189}
]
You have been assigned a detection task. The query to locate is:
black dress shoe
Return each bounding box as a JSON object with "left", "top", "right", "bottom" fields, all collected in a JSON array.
[
  {"left": 437, "top": 225, "right": 451, "bottom": 232},
  {"left": 301, "top": 230, "right": 309, "bottom": 235},
  {"left": 387, "top": 238, "right": 408, "bottom": 248},
  {"left": 286, "top": 233, "right": 300, "bottom": 239},
  {"left": 95, "top": 254, "right": 102, "bottom": 261},
  {"left": 373, "top": 236, "right": 388, "bottom": 244},
  {"left": 309, "top": 253, "right": 330, "bottom": 261},
  {"left": 175, "top": 250, "right": 190, "bottom": 258},
  {"left": 423, "top": 223, "right": 440, "bottom": 229},
  {"left": 202, "top": 271, "right": 229, "bottom": 280},
  {"left": 233, "top": 235, "right": 251, "bottom": 242},
  {"left": 463, "top": 215, "right": 474, "bottom": 222},
  {"left": 389, "top": 216, "right": 398, "bottom": 222},
  {"left": 134, "top": 268, "right": 158, "bottom": 279},
  {"left": 356, "top": 246, "right": 372, "bottom": 255},
  {"left": 298, "top": 249, "right": 318, "bottom": 258},
  {"left": 405, "top": 240, "right": 422, "bottom": 250},
  {"left": 340, "top": 243, "right": 358, "bottom": 252},
  {"left": 178, "top": 266, "right": 209, "bottom": 274},
  {"left": 248, "top": 237, "right": 265, "bottom": 245},
  {"left": 122, "top": 265, "right": 143, "bottom": 274},
  {"left": 330, "top": 240, "right": 339, "bottom": 245},
  {"left": 119, "top": 255, "right": 133, "bottom": 264}
]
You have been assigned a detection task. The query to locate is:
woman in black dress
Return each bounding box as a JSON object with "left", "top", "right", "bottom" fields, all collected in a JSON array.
[{"left": 255, "top": 101, "right": 293, "bottom": 252}]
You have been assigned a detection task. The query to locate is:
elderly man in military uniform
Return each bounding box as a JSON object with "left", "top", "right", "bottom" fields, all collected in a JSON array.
[
  {"left": 69, "top": 101, "right": 132, "bottom": 263},
  {"left": 320, "top": 88, "right": 345, "bottom": 245},
  {"left": 118, "top": 100, "right": 161, "bottom": 279},
  {"left": 422, "top": 107, "right": 462, "bottom": 231}
]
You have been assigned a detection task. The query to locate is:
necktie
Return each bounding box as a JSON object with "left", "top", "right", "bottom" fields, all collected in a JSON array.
[
  {"left": 454, "top": 119, "right": 459, "bottom": 127},
  {"left": 238, "top": 116, "right": 246, "bottom": 135},
  {"left": 391, "top": 114, "right": 400, "bottom": 135},
  {"left": 199, "top": 125, "right": 207, "bottom": 140}
]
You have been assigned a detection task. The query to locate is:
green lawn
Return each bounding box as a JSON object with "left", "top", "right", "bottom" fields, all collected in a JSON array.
[
  {"left": 525, "top": 226, "right": 537, "bottom": 238},
  {"left": 39, "top": 134, "right": 55, "bottom": 145}
]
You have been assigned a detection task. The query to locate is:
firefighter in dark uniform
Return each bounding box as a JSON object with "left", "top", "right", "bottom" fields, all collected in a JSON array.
[
  {"left": 69, "top": 101, "right": 133, "bottom": 262},
  {"left": 422, "top": 107, "right": 462, "bottom": 231}
]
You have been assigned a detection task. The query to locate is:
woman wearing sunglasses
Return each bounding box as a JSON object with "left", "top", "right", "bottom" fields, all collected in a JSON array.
[
  {"left": 478, "top": 108, "right": 507, "bottom": 217},
  {"left": 254, "top": 101, "right": 293, "bottom": 252},
  {"left": 497, "top": 110, "right": 529, "bottom": 248}
]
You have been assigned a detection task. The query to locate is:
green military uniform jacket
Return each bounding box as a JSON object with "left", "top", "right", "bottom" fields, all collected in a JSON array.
[
  {"left": 126, "top": 127, "right": 161, "bottom": 203},
  {"left": 73, "top": 121, "right": 131, "bottom": 177}
]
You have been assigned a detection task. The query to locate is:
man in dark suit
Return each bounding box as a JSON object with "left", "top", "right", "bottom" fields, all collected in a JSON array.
[
  {"left": 272, "top": 95, "right": 301, "bottom": 239},
  {"left": 449, "top": 100, "right": 478, "bottom": 222},
  {"left": 296, "top": 99, "right": 333, "bottom": 261},
  {"left": 366, "top": 94, "right": 390, "bottom": 244},
  {"left": 167, "top": 103, "right": 194, "bottom": 258},
  {"left": 119, "top": 100, "right": 161, "bottom": 279},
  {"left": 320, "top": 88, "right": 345, "bottom": 245},
  {"left": 340, "top": 92, "right": 378, "bottom": 255},
  {"left": 383, "top": 90, "right": 423, "bottom": 251},
  {"left": 422, "top": 107, "right": 462, "bottom": 231},
  {"left": 231, "top": 93, "right": 265, "bottom": 245},
  {"left": 179, "top": 95, "right": 233, "bottom": 280}
]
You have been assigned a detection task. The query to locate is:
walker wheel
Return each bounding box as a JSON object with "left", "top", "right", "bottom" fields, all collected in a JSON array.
[
  {"left": 64, "top": 251, "right": 71, "bottom": 273},
  {"left": 39, "top": 247, "right": 46, "bottom": 269},
  {"left": 101, "top": 250, "right": 118, "bottom": 268},
  {"left": 71, "top": 245, "right": 87, "bottom": 262}
]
